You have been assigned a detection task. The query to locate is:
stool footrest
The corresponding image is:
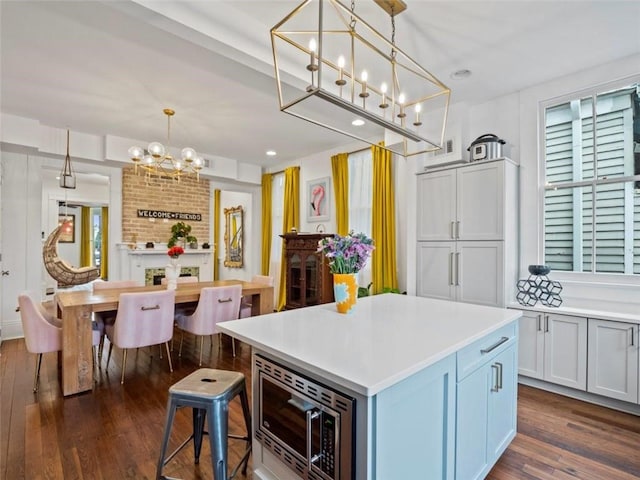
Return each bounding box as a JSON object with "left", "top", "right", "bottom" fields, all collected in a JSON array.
[{"left": 162, "top": 434, "right": 195, "bottom": 467}]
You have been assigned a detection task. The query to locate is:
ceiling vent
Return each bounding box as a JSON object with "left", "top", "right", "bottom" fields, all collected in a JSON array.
[{"left": 423, "top": 129, "right": 467, "bottom": 170}]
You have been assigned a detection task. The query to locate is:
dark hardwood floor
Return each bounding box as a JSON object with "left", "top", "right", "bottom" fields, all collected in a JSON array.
[{"left": 2, "top": 336, "right": 639, "bottom": 479}]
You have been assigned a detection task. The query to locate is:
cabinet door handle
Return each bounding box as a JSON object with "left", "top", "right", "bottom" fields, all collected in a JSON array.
[
  {"left": 545, "top": 315, "right": 549, "bottom": 333},
  {"left": 456, "top": 221, "right": 461, "bottom": 239},
  {"left": 481, "top": 336, "right": 509, "bottom": 354},
  {"left": 496, "top": 362, "right": 503, "bottom": 390},
  {"left": 449, "top": 252, "right": 454, "bottom": 286},
  {"left": 491, "top": 364, "right": 500, "bottom": 392},
  {"left": 450, "top": 221, "right": 455, "bottom": 239},
  {"left": 455, "top": 252, "right": 460, "bottom": 286},
  {"left": 630, "top": 327, "right": 635, "bottom": 347},
  {"left": 537, "top": 314, "right": 542, "bottom": 332}
]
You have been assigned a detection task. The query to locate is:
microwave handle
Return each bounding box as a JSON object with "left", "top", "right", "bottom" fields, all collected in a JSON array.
[{"left": 307, "top": 409, "right": 323, "bottom": 468}]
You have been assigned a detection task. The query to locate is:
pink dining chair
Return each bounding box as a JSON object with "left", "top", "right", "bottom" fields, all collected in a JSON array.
[
  {"left": 175, "top": 284, "right": 242, "bottom": 365},
  {"left": 93, "top": 280, "right": 142, "bottom": 362},
  {"left": 160, "top": 275, "right": 198, "bottom": 286},
  {"left": 105, "top": 289, "right": 176, "bottom": 384},
  {"left": 18, "top": 293, "right": 100, "bottom": 392},
  {"left": 239, "top": 275, "right": 274, "bottom": 318}
]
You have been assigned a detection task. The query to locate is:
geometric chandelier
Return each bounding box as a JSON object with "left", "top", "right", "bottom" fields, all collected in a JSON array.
[
  {"left": 271, "top": 0, "right": 450, "bottom": 157},
  {"left": 128, "top": 108, "right": 204, "bottom": 181}
]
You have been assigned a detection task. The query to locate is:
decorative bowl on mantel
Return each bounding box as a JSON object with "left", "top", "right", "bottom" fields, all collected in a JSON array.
[{"left": 528, "top": 264, "right": 551, "bottom": 275}]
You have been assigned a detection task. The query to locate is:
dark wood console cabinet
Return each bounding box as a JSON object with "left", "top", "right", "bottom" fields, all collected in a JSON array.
[{"left": 281, "top": 233, "right": 334, "bottom": 309}]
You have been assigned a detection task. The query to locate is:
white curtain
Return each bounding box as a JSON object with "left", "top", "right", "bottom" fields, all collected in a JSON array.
[
  {"left": 348, "top": 149, "right": 373, "bottom": 290},
  {"left": 270, "top": 173, "right": 285, "bottom": 303}
]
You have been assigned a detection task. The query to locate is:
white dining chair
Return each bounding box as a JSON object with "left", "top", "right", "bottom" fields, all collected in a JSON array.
[
  {"left": 105, "top": 289, "right": 176, "bottom": 384},
  {"left": 93, "top": 280, "right": 142, "bottom": 362},
  {"left": 175, "top": 285, "right": 242, "bottom": 364},
  {"left": 19, "top": 292, "right": 100, "bottom": 392}
]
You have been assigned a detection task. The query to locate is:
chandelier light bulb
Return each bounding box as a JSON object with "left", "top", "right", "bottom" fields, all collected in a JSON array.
[
  {"left": 413, "top": 103, "right": 423, "bottom": 126},
  {"left": 181, "top": 147, "right": 196, "bottom": 163},
  {"left": 194, "top": 156, "right": 203, "bottom": 167},
  {"left": 307, "top": 38, "right": 318, "bottom": 72},
  {"left": 397, "top": 93, "right": 407, "bottom": 119},
  {"left": 336, "top": 55, "right": 347, "bottom": 86},
  {"left": 148, "top": 142, "right": 165, "bottom": 158},
  {"left": 359, "top": 70, "right": 369, "bottom": 99},
  {"left": 144, "top": 154, "right": 154, "bottom": 165},
  {"left": 128, "top": 146, "right": 144, "bottom": 161},
  {"left": 379, "top": 82, "right": 389, "bottom": 109}
]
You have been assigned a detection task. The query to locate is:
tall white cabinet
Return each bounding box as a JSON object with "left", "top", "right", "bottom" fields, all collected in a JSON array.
[{"left": 416, "top": 158, "right": 519, "bottom": 307}]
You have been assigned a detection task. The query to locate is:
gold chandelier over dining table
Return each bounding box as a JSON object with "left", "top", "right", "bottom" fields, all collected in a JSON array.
[{"left": 128, "top": 108, "right": 203, "bottom": 181}]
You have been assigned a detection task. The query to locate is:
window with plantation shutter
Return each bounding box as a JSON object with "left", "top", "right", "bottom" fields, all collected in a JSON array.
[{"left": 543, "top": 82, "right": 640, "bottom": 275}]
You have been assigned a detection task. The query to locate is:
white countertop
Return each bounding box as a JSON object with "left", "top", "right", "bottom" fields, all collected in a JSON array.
[{"left": 219, "top": 294, "right": 521, "bottom": 396}]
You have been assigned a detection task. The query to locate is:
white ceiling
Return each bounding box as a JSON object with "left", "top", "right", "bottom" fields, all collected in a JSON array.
[{"left": 2, "top": 1, "right": 639, "bottom": 168}]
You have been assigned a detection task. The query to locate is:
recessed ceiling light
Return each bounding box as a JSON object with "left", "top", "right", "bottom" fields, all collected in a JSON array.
[
  {"left": 266, "top": 150, "right": 277, "bottom": 156},
  {"left": 450, "top": 69, "right": 472, "bottom": 80},
  {"left": 352, "top": 119, "right": 365, "bottom": 126}
]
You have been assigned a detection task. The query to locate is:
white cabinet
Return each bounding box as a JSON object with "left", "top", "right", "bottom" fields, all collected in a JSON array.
[
  {"left": 417, "top": 241, "right": 504, "bottom": 307},
  {"left": 517, "top": 311, "right": 544, "bottom": 379},
  {"left": 417, "top": 160, "right": 507, "bottom": 241},
  {"left": 518, "top": 311, "right": 587, "bottom": 390},
  {"left": 588, "top": 319, "right": 639, "bottom": 403},
  {"left": 416, "top": 158, "right": 518, "bottom": 307},
  {"left": 544, "top": 313, "right": 588, "bottom": 390}
]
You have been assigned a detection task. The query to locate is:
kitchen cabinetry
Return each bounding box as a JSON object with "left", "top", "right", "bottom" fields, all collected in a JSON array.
[
  {"left": 588, "top": 319, "right": 639, "bottom": 403},
  {"left": 418, "top": 160, "right": 507, "bottom": 241},
  {"left": 517, "top": 311, "right": 587, "bottom": 390},
  {"left": 416, "top": 158, "right": 518, "bottom": 307},
  {"left": 456, "top": 323, "right": 518, "bottom": 480},
  {"left": 417, "top": 241, "right": 504, "bottom": 306},
  {"left": 281, "top": 233, "right": 334, "bottom": 310}
]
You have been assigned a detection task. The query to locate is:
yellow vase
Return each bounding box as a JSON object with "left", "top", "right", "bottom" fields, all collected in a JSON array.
[{"left": 333, "top": 273, "right": 358, "bottom": 314}]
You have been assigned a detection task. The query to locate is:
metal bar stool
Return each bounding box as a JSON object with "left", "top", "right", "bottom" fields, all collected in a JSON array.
[{"left": 156, "top": 369, "right": 252, "bottom": 480}]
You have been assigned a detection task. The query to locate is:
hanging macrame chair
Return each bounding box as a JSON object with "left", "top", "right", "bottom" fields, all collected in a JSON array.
[{"left": 42, "top": 220, "right": 100, "bottom": 287}]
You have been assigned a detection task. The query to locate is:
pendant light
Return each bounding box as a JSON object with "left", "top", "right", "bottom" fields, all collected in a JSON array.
[{"left": 60, "top": 129, "right": 76, "bottom": 189}]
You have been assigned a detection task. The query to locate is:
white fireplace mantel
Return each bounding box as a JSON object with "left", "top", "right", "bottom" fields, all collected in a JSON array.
[{"left": 117, "top": 243, "right": 214, "bottom": 284}]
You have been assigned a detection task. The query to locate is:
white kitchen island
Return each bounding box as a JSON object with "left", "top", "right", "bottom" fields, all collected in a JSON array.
[{"left": 219, "top": 294, "right": 522, "bottom": 480}]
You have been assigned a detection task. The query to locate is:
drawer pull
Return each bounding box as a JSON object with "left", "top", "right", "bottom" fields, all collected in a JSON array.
[
  {"left": 218, "top": 297, "right": 233, "bottom": 303},
  {"left": 480, "top": 336, "right": 509, "bottom": 354},
  {"left": 141, "top": 305, "right": 160, "bottom": 311}
]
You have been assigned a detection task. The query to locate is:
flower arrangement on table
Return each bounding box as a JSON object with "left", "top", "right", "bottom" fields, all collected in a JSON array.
[
  {"left": 317, "top": 232, "right": 375, "bottom": 274},
  {"left": 167, "top": 246, "right": 184, "bottom": 259}
]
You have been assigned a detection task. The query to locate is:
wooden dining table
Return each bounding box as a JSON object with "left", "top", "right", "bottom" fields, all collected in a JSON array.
[{"left": 55, "top": 280, "right": 274, "bottom": 397}]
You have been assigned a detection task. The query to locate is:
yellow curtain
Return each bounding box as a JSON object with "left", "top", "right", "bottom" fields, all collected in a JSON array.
[
  {"left": 214, "top": 189, "right": 221, "bottom": 280},
  {"left": 80, "top": 207, "right": 92, "bottom": 267},
  {"left": 371, "top": 143, "right": 398, "bottom": 294},
  {"left": 100, "top": 207, "right": 109, "bottom": 279},
  {"left": 261, "top": 173, "right": 273, "bottom": 276},
  {"left": 277, "top": 166, "right": 300, "bottom": 311},
  {"left": 331, "top": 152, "right": 349, "bottom": 236}
]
